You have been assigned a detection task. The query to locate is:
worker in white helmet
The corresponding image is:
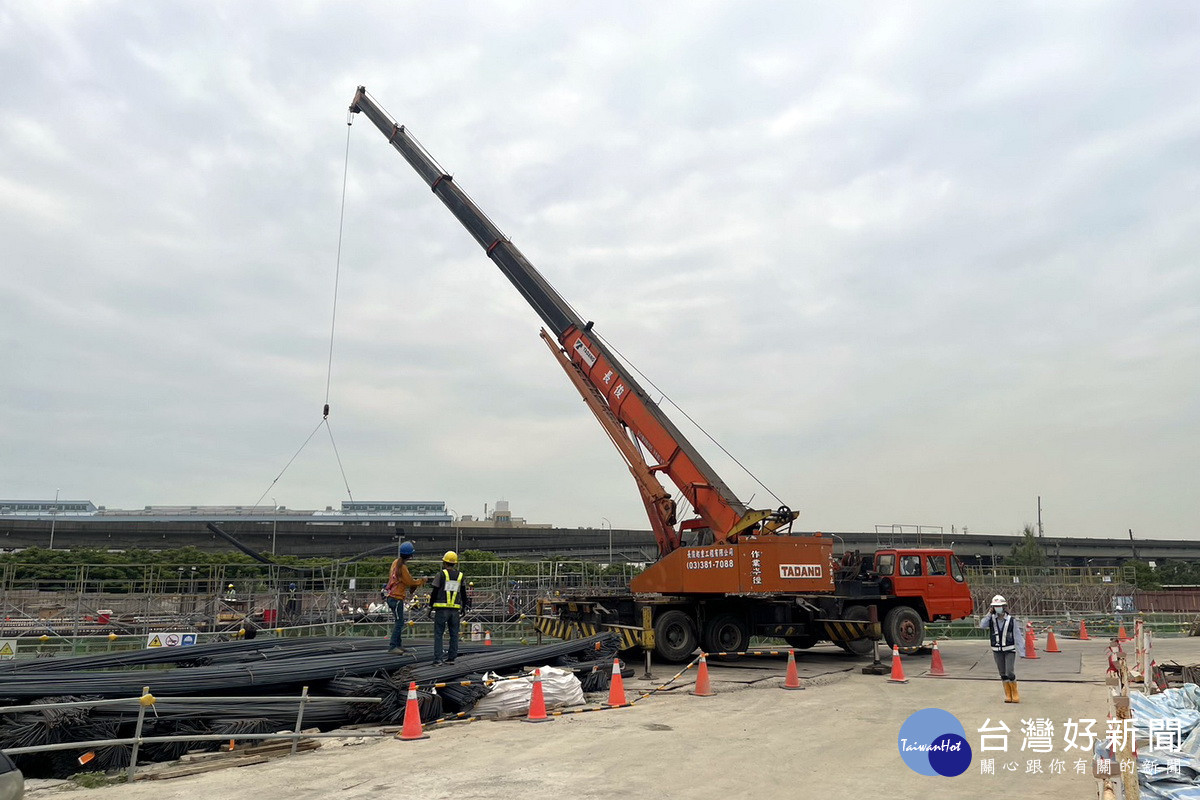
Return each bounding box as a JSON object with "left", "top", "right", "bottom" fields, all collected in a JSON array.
[{"left": 979, "top": 594, "right": 1024, "bottom": 703}]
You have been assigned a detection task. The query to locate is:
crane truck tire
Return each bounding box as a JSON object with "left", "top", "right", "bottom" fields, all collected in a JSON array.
[
  {"left": 702, "top": 613, "right": 751, "bottom": 658},
  {"left": 653, "top": 609, "right": 699, "bottom": 662},
  {"left": 883, "top": 605, "right": 925, "bottom": 653},
  {"left": 837, "top": 604, "right": 875, "bottom": 656}
]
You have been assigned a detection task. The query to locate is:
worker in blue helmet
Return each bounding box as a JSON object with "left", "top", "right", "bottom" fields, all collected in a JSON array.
[{"left": 385, "top": 541, "right": 425, "bottom": 654}]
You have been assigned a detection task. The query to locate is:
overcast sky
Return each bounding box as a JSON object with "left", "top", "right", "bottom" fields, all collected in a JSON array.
[{"left": 2, "top": 2, "right": 1197, "bottom": 539}]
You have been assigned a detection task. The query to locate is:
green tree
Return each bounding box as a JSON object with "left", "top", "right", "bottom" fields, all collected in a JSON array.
[
  {"left": 1124, "top": 559, "right": 1161, "bottom": 590},
  {"left": 1156, "top": 561, "right": 1200, "bottom": 586},
  {"left": 1005, "top": 525, "right": 1047, "bottom": 567}
]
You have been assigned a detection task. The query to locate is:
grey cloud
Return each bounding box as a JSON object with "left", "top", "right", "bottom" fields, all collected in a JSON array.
[{"left": 1, "top": 2, "right": 1197, "bottom": 537}]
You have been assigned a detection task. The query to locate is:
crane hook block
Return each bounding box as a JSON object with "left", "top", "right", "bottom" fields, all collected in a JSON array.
[{"left": 323, "top": 404, "right": 330, "bottom": 418}]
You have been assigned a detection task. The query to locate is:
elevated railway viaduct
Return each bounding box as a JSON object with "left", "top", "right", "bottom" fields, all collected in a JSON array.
[{"left": 0, "top": 517, "right": 1193, "bottom": 566}]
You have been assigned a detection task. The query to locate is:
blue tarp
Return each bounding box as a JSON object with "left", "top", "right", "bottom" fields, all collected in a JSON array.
[{"left": 1124, "top": 685, "right": 1200, "bottom": 798}]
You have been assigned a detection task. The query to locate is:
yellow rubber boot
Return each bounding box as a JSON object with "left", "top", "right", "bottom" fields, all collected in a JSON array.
[{"left": 1009, "top": 681, "right": 1020, "bottom": 703}]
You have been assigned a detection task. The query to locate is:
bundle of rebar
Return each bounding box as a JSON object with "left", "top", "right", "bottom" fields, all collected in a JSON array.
[
  {"left": 435, "top": 680, "right": 492, "bottom": 713},
  {"left": 0, "top": 632, "right": 619, "bottom": 778}
]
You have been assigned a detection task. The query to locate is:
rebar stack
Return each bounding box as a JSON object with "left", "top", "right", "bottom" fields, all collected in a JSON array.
[{"left": 0, "top": 633, "right": 619, "bottom": 778}]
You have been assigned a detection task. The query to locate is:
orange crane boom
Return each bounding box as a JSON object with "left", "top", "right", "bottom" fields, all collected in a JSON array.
[{"left": 350, "top": 86, "right": 796, "bottom": 557}]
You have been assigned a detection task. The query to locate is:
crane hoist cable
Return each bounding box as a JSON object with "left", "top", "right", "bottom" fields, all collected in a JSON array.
[
  {"left": 593, "top": 328, "right": 787, "bottom": 508},
  {"left": 251, "top": 114, "right": 357, "bottom": 510}
]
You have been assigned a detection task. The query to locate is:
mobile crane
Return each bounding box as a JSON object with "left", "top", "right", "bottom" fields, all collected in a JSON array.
[{"left": 349, "top": 87, "right": 974, "bottom": 661}]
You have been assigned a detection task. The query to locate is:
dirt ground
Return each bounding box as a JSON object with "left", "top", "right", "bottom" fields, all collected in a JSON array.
[{"left": 38, "top": 634, "right": 1187, "bottom": 800}]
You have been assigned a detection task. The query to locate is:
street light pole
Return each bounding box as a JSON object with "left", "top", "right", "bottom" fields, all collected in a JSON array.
[
  {"left": 602, "top": 517, "right": 612, "bottom": 564},
  {"left": 48, "top": 488, "right": 60, "bottom": 550},
  {"left": 447, "top": 508, "right": 459, "bottom": 554},
  {"left": 271, "top": 497, "right": 278, "bottom": 555}
]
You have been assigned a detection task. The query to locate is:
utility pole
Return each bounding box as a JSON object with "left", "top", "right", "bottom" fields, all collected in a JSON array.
[
  {"left": 1037, "top": 496, "right": 1043, "bottom": 539},
  {"left": 48, "top": 488, "right": 60, "bottom": 550},
  {"left": 271, "top": 497, "right": 278, "bottom": 555},
  {"left": 602, "top": 517, "right": 612, "bottom": 563},
  {"left": 1129, "top": 528, "right": 1138, "bottom": 561}
]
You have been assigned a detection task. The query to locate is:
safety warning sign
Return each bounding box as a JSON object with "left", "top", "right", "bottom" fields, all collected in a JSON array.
[
  {"left": 146, "top": 632, "right": 197, "bottom": 649},
  {"left": 0, "top": 639, "right": 17, "bottom": 660}
]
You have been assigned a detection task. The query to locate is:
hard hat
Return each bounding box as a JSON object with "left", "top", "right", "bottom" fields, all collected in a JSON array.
[
  {"left": 399, "top": 542, "right": 415, "bottom": 557},
  {"left": 990, "top": 594, "right": 1007, "bottom": 607},
  {"left": 442, "top": 550, "right": 458, "bottom": 564},
  {"left": 228, "top": 584, "right": 235, "bottom": 589}
]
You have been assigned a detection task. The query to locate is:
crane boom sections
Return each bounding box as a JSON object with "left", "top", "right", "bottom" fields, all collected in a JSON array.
[{"left": 350, "top": 86, "right": 779, "bottom": 552}]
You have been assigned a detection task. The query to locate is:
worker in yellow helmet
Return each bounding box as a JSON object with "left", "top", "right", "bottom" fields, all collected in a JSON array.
[{"left": 429, "top": 551, "right": 470, "bottom": 665}]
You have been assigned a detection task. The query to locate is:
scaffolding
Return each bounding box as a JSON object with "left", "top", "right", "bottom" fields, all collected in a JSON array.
[
  {"left": 0, "top": 558, "right": 642, "bottom": 648},
  {"left": 964, "top": 565, "right": 1137, "bottom": 616}
]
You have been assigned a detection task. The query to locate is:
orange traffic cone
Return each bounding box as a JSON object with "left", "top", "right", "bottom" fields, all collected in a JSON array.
[
  {"left": 1118, "top": 624, "right": 1128, "bottom": 642},
  {"left": 606, "top": 658, "right": 628, "bottom": 706},
  {"left": 525, "top": 669, "right": 551, "bottom": 723},
  {"left": 929, "top": 640, "right": 947, "bottom": 677},
  {"left": 1045, "top": 628, "right": 1061, "bottom": 653},
  {"left": 396, "top": 681, "right": 430, "bottom": 741},
  {"left": 484, "top": 631, "right": 493, "bottom": 646},
  {"left": 781, "top": 649, "right": 804, "bottom": 690},
  {"left": 690, "top": 653, "right": 715, "bottom": 696},
  {"left": 888, "top": 645, "right": 908, "bottom": 684},
  {"left": 1023, "top": 624, "right": 1038, "bottom": 659},
  {"left": 1079, "top": 619, "right": 1090, "bottom": 640}
]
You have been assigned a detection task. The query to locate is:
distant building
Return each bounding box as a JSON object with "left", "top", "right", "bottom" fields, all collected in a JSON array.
[
  {"left": 0, "top": 499, "right": 453, "bottom": 526},
  {"left": 0, "top": 500, "right": 98, "bottom": 515},
  {"left": 458, "top": 499, "right": 544, "bottom": 528}
]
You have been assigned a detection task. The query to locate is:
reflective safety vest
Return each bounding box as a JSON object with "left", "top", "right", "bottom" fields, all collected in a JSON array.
[
  {"left": 433, "top": 569, "right": 463, "bottom": 610},
  {"left": 989, "top": 614, "right": 1016, "bottom": 652}
]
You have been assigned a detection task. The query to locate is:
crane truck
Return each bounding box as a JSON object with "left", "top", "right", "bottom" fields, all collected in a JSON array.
[{"left": 349, "top": 86, "right": 974, "bottom": 661}]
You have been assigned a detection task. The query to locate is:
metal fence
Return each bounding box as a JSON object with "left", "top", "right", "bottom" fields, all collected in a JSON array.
[
  {"left": 0, "top": 558, "right": 1152, "bottom": 653},
  {"left": 0, "top": 559, "right": 642, "bottom": 652}
]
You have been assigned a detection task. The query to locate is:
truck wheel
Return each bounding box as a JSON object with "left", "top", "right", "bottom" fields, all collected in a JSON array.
[
  {"left": 883, "top": 606, "right": 924, "bottom": 653},
  {"left": 837, "top": 605, "right": 874, "bottom": 656},
  {"left": 653, "top": 609, "right": 698, "bottom": 662},
  {"left": 702, "top": 614, "right": 750, "bottom": 657}
]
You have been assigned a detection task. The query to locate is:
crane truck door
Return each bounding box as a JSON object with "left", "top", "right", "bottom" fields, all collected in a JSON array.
[
  {"left": 923, "top": 553, "right": 953, "bottom": 617},
  {"left": 920, "top": 551, "right": 974, "bottom": 619},
  {"left": 891, "top": 552, "right": 926, "bottom": 599}
]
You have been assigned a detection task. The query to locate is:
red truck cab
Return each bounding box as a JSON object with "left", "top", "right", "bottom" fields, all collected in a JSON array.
[{"left": 873, "top": 548, "right": 974, "bottom": 623}]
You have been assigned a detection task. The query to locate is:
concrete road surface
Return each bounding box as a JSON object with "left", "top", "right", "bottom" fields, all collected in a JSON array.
[{"left": 38, "top": 635, "right": 1177, "bottom": 800}]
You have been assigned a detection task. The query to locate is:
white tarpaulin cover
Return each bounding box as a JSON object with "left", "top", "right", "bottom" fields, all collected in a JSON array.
[{"left": 471, "top": 666, "right": 585, "bottom": 718}]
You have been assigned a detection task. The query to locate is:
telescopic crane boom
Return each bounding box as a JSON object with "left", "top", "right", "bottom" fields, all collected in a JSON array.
[{"left": 349, "top": 86, "right": 796, "bottom": 558}]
